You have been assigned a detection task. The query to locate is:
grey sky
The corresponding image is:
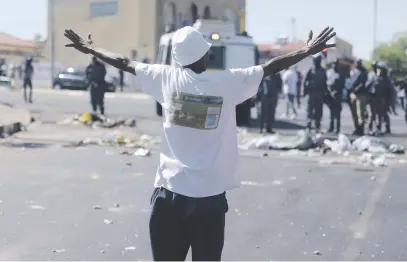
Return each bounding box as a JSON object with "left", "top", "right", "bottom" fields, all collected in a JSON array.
[{"left": 0, "top": 0, "right": 406, "bottom": 59}]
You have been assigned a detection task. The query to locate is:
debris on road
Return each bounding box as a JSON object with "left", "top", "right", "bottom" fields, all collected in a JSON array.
[
  {"left": 52, "top": 249, "right": 66, "bottom": 253},
  {"left": 60, "top": 112, "right": 137, "bottom": 129},
  {"left": 239, "top": 130, "right": 405, "bottom": 167},
  {"left": 93, "top": 205, "right": 102, "bottom": 210},
  {"left": 103, "top": 219, "right": 113, "bottom": 225},
  {"left": 313, "top": 250, "right": 322, "bottom": 256},
  {"left": 30, "top": 205, "right": 45, "bottom": 210},
  {"left": 239, "top": 130, "right": 313, "bottom": 151},
  {"left": 124, "top": 246, "right": 136, "bottom": 251}
]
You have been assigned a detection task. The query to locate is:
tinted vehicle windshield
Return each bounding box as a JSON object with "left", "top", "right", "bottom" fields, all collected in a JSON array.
[
  {"left": 60, "top": 71, "right": 85, "bottom": 76},
  {"left": 207, "top": 46, "right": 225, "bottom": 70}
]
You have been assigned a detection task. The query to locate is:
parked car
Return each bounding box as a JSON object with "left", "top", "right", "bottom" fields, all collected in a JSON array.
[{"left": 53, "top": 67, "right": 116, "bottom": 92}]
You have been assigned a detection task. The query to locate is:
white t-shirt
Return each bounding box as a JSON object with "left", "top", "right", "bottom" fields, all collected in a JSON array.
[
  {"left": 282, "top": 69, "right": 298, "bottom": 95},
  {"left": 134, "top": 63, "right": 264, "bottom": 197}
]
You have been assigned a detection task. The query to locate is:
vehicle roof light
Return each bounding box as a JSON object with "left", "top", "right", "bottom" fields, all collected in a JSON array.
[{"left": 211, "top": 33, "right": 220, "bottom": 41}]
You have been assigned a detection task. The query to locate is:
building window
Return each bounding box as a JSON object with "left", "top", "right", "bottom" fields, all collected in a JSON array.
[
  {"left": 190, "top": 3, "right": 198, "bottom": 23},
  {"left": 90, "top": 1, "right": 118, "bottom": 18},
  {"left": 203, "top": 6, "right": 211, "bottom": 19}
]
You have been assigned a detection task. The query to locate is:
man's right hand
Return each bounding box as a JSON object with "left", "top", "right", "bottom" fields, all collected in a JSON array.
[{"left": 64, "top": 29, "right": 94, "bottom": 54}]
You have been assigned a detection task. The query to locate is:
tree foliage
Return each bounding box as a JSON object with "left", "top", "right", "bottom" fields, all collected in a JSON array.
[{"left": 374, "top": 36, "right": 407, "bottom": 79}]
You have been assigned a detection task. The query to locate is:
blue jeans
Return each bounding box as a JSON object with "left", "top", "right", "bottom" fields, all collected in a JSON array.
[
  {"left": 285, "top": 94, "right": 297, "bottom": 116},
  {"left": 149, "top": 187, "right": 228, "bottom": 261}
]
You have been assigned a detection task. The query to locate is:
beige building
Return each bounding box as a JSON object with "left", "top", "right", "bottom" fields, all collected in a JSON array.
[{"left": 45, "top": 0, "right": 246, "bottom": 67}]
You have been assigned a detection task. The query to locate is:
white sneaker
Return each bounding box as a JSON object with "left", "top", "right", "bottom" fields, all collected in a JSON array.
[{"left": 290, "top": 114, "right": 297, "bottom": 120}]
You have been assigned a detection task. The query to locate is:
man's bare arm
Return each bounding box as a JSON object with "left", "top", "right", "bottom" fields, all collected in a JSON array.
[
  {"left": 261, "top": 47, "right": 309, "bottom": 77},
  {"left": 63, "top": 30, "right": 136, "bottom": 75},
  {"left": 89, "top": 48, "right": 135, "bottom": 75},
  {"left": 261, "top": 27, "right": 336, "bottom": 78}
]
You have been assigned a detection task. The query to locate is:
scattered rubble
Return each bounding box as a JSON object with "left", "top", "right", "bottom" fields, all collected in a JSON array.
[
  {"left": 239, "top": 130, "right": 405, "bottom": 167},
  {"left": 60, "top": 112, "right": 136, "bottom": 129}
]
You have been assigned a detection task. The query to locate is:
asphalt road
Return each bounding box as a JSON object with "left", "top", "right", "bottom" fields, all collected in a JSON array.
[
  {"left": 1, "top": 87, "right": 407, "bottom": 260},
  {"left": 0, "top": 123, "right": 407, "bottom": 260}
]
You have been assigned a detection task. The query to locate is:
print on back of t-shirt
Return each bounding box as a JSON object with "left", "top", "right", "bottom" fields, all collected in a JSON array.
[{"left": 167, "top": 92, "right": 223, "bottom": 130}]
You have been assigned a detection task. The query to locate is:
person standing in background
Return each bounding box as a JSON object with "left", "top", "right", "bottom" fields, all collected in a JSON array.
[
  {"left": 366, "top": 62, "right": 378, "bottom": 135},
  {"left": 23, "top": 57, "right": 34, "bottom": 103},
  {"left": 348, "top": 59, "right": 368, "bottom": 136},
  {"left": 326, "top": 60, "right": 345, "bottom": 133},
  {"left": 295, "top": 67, "right": 302, "bottom": 109},
  {"left": 371, "top": 62, "right": 392, "bottom": 135},
  {"left": 86, "top": 57, "right": 107, "bottom": 115},
  {"left": 304, "top": 55, "right": 327, "bottom": 132},
  {"left": 258, "top": 73, "right": 282, "bottom": 133},
  {"left": 119, "top": 69, "right": 124, "bottom": 92},
  {"left": 282, "top": 66, "right": 298, "bottom": 120}
]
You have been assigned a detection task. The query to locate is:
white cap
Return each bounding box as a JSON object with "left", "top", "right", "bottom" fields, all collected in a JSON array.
[{"left": 171, "top": 26, "right": 211, "bottom": 67}]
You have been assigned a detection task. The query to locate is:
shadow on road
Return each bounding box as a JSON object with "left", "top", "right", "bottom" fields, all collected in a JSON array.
[{"left": 0, "top": 142, "right": 51, "bottom": 149}]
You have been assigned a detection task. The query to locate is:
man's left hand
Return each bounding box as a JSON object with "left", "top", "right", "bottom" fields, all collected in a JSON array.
[
  {"left": 305, "top": 27, "right": 336, "bottom": 55},
  {"left": 64, "top": 29, "right": 94, "bottom": 54}
]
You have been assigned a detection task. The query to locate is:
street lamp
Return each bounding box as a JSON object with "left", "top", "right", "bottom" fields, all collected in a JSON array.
[{"left": 373, "top": 0, "right": 378, "bottom": 60}]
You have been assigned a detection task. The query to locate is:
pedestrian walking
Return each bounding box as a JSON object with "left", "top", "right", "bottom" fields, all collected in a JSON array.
[
  {"left": 23, "top": 57, "right": 34, "bottom": 103},
  {"left": 64, "top": 26, "right": 336, "bottom": 261}
]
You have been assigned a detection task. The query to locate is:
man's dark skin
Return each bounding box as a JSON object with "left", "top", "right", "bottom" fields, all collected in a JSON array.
[{"left": 63, "top": 27, "right": 335, "bottom": 83}]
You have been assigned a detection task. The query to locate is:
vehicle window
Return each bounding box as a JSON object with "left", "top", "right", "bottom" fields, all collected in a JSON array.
[
  {"left": 207, "top": 46, "right": 225, "bottom": 70},
  {"left": 60, "top": 71, "right": 85, "bottom": 76}
]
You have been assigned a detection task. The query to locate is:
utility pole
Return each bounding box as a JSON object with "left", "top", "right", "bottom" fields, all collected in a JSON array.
[
  {"left": 372, "top": 0, "right": 378, "bottom": 60},
  {"left": 49, "top": 0, "right": 55, "bottom": 87},
  {"left": 290, "top": 17, "right": 297, "bottom": 42}
]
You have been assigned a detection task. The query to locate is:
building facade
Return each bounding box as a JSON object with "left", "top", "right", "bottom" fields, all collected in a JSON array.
[{"left": 45, "top": 0, "right": 246, "bottom": 67}]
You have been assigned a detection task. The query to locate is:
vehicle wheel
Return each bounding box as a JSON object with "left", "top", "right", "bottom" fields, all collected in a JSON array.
[
  {"left": 54, "top": 84, "right": 62, "bottom": 90},
  {"left": 156, "top": 101, "right": 163, "bottom": 117}
]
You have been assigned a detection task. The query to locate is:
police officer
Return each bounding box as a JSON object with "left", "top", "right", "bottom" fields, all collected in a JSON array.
[
  {"left": 371, "top": 62, "right": 392, "bottom": 135},
  {"left": 86, "top": 57, "right": 107, "bottom": 115},
  {"left": 367, "top": 61, "right": 378, "bottom": 134},
  {"left": 304, "top": 55, "right": 327, "bottom": 132},
  {"left": 258, "top": 73, "right": 282, "bottom": 133},
  {"left": 327, "top": 60, "right": 345, "bottom": 133},
  {"left": 348, "top": 59, "right": 368, "bottom": 136}
]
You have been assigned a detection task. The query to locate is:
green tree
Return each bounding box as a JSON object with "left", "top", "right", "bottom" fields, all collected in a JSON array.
[{"left": 374, "top": 36, "right": 407, "bottom": 79}]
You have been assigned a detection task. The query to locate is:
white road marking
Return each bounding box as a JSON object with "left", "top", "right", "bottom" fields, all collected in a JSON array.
[{"left": 342, "top": 169, "right": 391, "bottom": 260}]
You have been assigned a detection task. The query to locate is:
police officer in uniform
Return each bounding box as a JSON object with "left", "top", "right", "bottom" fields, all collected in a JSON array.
[
  {"left": 348, "top": 59, "right": 368, "bottom": 135},
  {"left": 258, "top": 73, "right": 282, "bottom": 133},
  {"left": 304, "top": 55, "right": 327, "bottom": 132},
  {"left": 86, "top": 57, "right": 107, "bottom": 115},
  {"left": 327, "top": 60, "right": 345, "bottom": 133},
  {"left": 371, "top": 62, "right": 392, "bottom": 135}
]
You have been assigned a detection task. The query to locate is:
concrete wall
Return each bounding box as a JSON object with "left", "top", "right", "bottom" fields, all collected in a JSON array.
[{"left": 44, "top": 0, "right": 245, "bottom": 68}]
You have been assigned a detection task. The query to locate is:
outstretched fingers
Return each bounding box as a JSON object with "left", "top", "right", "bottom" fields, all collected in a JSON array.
[
  {"left": 319, "top": 27, "right": 334, "bottom": 41},
  {"left": 316, "top": 26, "right": 330, "bottom": 38}
]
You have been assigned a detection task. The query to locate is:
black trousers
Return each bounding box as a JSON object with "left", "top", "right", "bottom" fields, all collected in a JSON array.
[
  {"left": 23, "top": 78, "right": 32, "bottom": 102},
  {"left": 90, "top": 87, "right": 105, "bottom": 115},
  {"left": 149, "top": 187, "right": 228, "bottom": 261}
]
